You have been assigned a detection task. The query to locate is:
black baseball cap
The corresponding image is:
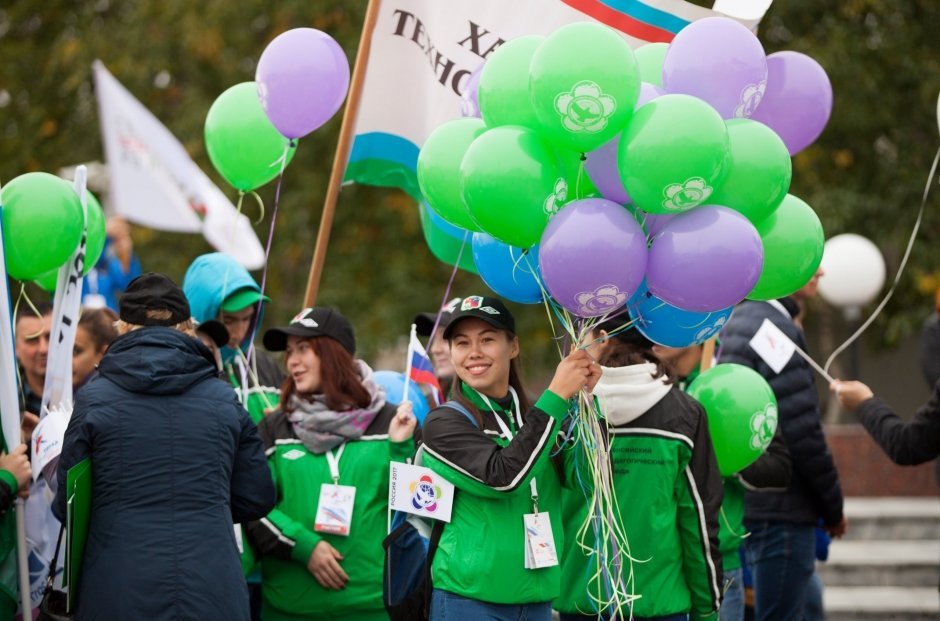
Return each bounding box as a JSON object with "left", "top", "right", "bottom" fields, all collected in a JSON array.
[
  {"left": 263, "top": 307, "right": 356, "bottom": 355},
  {"left": 119, "top": 273, "right": 190, "bottom": 327},
  {"left": 413, "top": 297, "right": 462, "bottom": 337},
  {"left": 195, "top": 319, "right": 229, "bottom": 348},
  {"left": 442, "top": 295, "right": 515, "bottom": 340}
]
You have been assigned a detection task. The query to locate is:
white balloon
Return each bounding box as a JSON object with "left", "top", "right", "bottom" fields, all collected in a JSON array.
[{"left": 818, "top": 234, "right": 886, "bottom": 308}]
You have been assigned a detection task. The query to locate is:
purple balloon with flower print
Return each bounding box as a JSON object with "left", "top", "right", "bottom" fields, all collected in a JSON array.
[
  {"left": 662, "top": 17, "right": 768, "bottom": 120},
  {"left": 539, "top": 198, "right": 648, "bottom": 318},
  {"left": 584, "top": 82, "right": 665, "bottom": 205},
  {"left": 750, "top": 51, "right": 833, "bottom": 155},
  {"left": 647, "top": 205, "right": 763, "bottom": 312}
]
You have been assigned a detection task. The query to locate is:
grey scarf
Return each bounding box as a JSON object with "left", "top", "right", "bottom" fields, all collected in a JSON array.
[{"left": 288, "top": 360, "right": 386, "bottom": 454}]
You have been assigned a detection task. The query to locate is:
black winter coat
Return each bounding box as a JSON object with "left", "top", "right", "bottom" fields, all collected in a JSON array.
[
  {"left": 718, "top": 299, "right": 844, "bottom": 527},
  {"left": 53, "top": 327, "right": 276, "bottom": 621}
]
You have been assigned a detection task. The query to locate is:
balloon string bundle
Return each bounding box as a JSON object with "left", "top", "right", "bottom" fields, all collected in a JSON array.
[
  {"left": 823, "top": 145, "right": 940, "bottom": 375},
  {"left": 530, "top": 282, "right": 641, "bottom": 617}
]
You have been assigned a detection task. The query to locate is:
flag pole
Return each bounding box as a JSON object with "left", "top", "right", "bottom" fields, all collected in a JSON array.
[
  {"left": 303, "top": 0, "right": 382, "bottom": 306},
  {"left": 402, "top": 324, "right": 417, "bottom": 405}
]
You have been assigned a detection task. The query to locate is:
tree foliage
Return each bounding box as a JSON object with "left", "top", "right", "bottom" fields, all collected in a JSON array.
[{"left": 0, "top": 1, "right": 938, "bottom": 374}]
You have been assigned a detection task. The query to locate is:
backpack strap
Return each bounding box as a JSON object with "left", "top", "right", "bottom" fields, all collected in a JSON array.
[{"left": 441, "top": 400, "right": 479, "bottom": 428}]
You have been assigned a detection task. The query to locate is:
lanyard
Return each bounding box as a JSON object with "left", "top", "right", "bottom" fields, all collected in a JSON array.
[
  {"left": 477, "top": 388, "right": 539, "bottom": 512},
  {"left": 326, "top": 443, "right": 346, "bottom": 484}
]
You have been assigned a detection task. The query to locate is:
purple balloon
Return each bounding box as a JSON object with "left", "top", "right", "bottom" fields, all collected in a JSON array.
[
  {"left": 460, "top": 62, "right": 484, "bottom": 118},
  {"left": 256, "top": 28, "right": 351, "bottom": 139},
  {"left": 750, "top": 51, "right": 832, "bottom": 155},
  {"left": 647, "top": 205, "right": 763, "bottom": 312},
  {"left": 584, "top": 83, "right": 665, "bottom": 204},
  {"left": 662, "top": 17, "right": 767, "bottom": 120},
  {"left": 539, "top": 198, "right": 648, "bottom": 318}
]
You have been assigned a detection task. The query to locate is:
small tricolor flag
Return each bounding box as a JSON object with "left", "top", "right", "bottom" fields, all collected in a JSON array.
[{"left": 405, "top": 324, "right": 443, "bottom": 406}]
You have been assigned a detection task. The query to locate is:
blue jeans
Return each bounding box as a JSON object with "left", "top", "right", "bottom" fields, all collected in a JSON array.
[
  {"left": 720, "top": 567, "right": 744, "bottom": 621},
  {"left": 744, "top": 521, "right": 823, "bottom": 621},
  {"left": 430, "top": 589, "right": 552, "bottom": 621}
]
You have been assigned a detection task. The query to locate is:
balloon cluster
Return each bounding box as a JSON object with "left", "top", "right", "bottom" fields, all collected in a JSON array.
[
  {"left": 419, "top": 18, "right": 833, "bottom": 349},
  {"left": 205, "top": 28, "right": 350, "bottom": 192},
  {"left": 1, "top": 173, "right": 107, "bottom": 289}
]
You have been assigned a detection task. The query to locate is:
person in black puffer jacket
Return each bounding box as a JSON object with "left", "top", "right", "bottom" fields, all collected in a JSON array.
[
  {"left": 717, "top": 271, "right": 846, "bottom": 621},
  {"left": 53, "top": 273, "right": 276, "bottom": 621}
]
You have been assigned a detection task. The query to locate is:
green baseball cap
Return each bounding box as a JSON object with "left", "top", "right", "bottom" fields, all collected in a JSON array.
[{"left": 220, "top": 287, "right": 270, "bottom": 313}]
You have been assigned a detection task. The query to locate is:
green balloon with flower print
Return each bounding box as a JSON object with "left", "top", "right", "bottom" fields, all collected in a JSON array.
[
  {"left": 688, "top": 363, "right": 778, "bottom": 476},
  {"left": 618, "top": 94, "right": 731, "bottom": 215},
  {"left": 529, "top": 22, "right": 640, "bottom": 153}
]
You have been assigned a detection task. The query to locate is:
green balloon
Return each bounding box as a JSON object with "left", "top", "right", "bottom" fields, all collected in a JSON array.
[
  {"left": 205, "top": 82, "right": 296, "bottom": 192},
  {"left": 419, "top": 204, "right": 478, "bottom": 274},
  {"left": 530, "top": 22, "right": 640, "bottom": 153},
  {"left": 747, "top": 194, "right": 824, "bottom": 300},
  {"left": 634, "top": 42, "right": 668, "bottom": 87},
  {"left": 709, "top": 119, "right": 792, "bottom": 225},
  {"left": 460, "top": 126, "right": 563, "bottom": 249},
  {"left": 687, "top": 364, "right": 778, "bottom": 476},
  {"left": 618, "top": 94, "right": 730, "bottom": 215},
  {"left": 83, "top": 191, "right": 107, "bottom": 275},
  {"left": 417, "top": 118, "right": 486, "bottom": 231},
  {"left": 1, "top": 172, "right": 84, "bottom": 281},
  {"left": 478, "top": 36, "right": 543, "bottom": 131},
  {"left": 34, "top": 268, "right": 59, "bottom": 292}
]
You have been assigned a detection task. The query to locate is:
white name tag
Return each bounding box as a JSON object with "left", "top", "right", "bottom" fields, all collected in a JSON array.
[
  {"left": 388, "top": 461, "right": 455, "bottom": 523},
  {"left": 314, "top": 484, "right": 356, "bottom": 536},
  {"left": 523, "top": 512, "right": 559, "bottom": 569},
  {"left": 234, "top": 523, "right": 244, "bottom": 554}
]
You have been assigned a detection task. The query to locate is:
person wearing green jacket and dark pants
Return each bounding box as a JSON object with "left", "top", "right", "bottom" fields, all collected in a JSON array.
[
  {"left": 245, "top": 307, "right": 417, "bottom": 621},
  {"left": 419, "top": 295, "right": 600, "bottom": 621},
  {"left": 556, "top": 321, "right": 723, "bottom": 621}
]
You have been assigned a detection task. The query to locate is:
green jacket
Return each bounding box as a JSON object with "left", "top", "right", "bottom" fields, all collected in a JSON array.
[
  {"left": 245, "top": 405, "right": 414, "bottom": 618},
  {"left": 556, "top": 371, "right": 723, "bottom": 621},
  {"left": 419, "top": 385, "right": 569, "bottom": 605}
]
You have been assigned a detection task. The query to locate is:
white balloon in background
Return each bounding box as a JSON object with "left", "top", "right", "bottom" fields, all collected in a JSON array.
[{"left": 818, "top": 233, "right": 886, "bottom": 311}]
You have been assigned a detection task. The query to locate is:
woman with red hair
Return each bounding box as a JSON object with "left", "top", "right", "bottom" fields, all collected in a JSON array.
[{"left": 246, "top": 307, "right": 416, "bottom": 621}]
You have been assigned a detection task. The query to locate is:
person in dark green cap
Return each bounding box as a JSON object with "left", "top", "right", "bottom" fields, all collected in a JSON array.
[{"left": 183, "top": 252, "right": 284, "bottom": 424}]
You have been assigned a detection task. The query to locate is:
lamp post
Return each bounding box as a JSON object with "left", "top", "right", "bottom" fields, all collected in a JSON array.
[{"left": 817, "top": 234, "right": 886, "bottom": 379}]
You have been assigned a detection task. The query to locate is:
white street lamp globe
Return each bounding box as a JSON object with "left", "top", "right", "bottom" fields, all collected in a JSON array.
[{"left": 818, "top": 234, "right": 886, "bottom": 309}]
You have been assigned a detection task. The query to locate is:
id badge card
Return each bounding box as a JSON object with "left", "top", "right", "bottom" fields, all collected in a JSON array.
[
  {"left": 523, "top": 512, "right": 559, "bottom": 569},
  {"left": 314, "top": 483, "right": 356, "bottom": 536}
]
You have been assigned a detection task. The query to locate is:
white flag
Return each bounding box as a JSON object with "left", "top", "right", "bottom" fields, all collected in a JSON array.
[
  {"left": 345, "top": 0, "right": 770, "bottom": 198},
  {"left": 389, "top": 461, "right": 455, "bottom": 523},
  {"left": 749, "top": 318, "right": 796, "bottom": 374},
  {"left": 94, "top": 61, "right": 265, "bottom": 269}
]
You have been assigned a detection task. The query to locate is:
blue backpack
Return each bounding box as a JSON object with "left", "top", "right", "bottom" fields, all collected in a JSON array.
[{"left": 382, "top": 400, "right": 477, "bottom": 621}]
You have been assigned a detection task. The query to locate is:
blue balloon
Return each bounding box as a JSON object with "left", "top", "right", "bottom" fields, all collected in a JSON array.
[
  {"left": 471, "top": 233, "right": 544, "bottom": 304},
  {"left": 373, "top": 370, "right": 432, "bottom": 424},
  {"left": 627, "top": 281, "right": 733, "bottom": 347}
]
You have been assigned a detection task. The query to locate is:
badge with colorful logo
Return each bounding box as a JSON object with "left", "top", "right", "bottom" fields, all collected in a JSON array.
[
  {"left": 409, "top": 474, "right": 443, "bottom": 512},
  {"left": 461, "top": 296, "right": 483, "bottom": 311}
]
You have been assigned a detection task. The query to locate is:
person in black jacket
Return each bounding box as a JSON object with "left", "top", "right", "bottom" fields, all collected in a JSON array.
[
  {"left": 830, "top": 379, "right": 940, "bottom": 465},
  {"left": 717, "top": 270, "right": 846, "bottom": 621},
  {"left": 53, "top": 273, "right": 276, "bottom": 621}
]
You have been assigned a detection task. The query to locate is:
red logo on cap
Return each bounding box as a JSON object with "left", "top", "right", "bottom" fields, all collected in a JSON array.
[{"left": 461, "top": 296, "right": 482, "bottom": 310}]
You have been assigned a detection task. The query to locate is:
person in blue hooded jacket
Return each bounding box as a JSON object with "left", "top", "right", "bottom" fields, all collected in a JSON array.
[
  {"left": 53, "top": 273, "right": 276, "bottom": 621},
  {"left": 183, "top": 252, "right": 284, "bottom": 424}
]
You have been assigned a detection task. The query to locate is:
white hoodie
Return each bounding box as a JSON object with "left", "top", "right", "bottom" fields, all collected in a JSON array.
[{"left": 593, "top": 362, "right": 673, "bottom": 426}]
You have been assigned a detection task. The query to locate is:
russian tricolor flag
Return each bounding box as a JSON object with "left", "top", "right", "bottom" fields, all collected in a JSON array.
[{"left": 405, "top": 325, "right": 444, "bottom": 405}]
